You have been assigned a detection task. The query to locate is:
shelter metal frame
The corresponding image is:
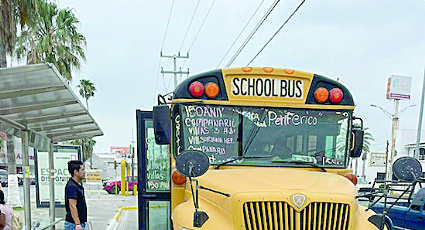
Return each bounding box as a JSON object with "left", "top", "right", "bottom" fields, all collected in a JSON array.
[{"left": 0, "top": 63, "right": 103, "bottom": 229}]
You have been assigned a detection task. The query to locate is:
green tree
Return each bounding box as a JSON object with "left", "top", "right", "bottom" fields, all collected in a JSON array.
[
  {"left": 74, "top": 79, "right": 96, "bottom": 166},
  {"left": 361, "top": 127, "right": 374, "bottom": 156},
  {"left": 77, "top": 79, "right": 96, "bottom": 111},
  {"left": 15, "top": 0, "right": 86, "bottom": 80},
  {"left": 336, "top": 124, "right": 374, "bottom": 176},
  {"left": 71, "top": 138, "right": 96, "bottom": 164},
  {"left": 0, "top": 0, "right": 34, "bottom": 67},
  {"left": 360, "top": 127, "right": 374, "bottom": 177},
  {"left": 1, "top": 0, "right": 35, "bottom": 177},
  {"left": 336, "top": 125, "right": 374, "bottom": 156}
]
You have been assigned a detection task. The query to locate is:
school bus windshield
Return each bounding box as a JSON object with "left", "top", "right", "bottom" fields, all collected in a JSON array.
[{"left": 174, "top": 104, "right": 351, "bottom": 168}]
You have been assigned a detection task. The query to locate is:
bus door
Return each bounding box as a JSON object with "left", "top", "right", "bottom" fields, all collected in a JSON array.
[{"left": 137, "top": 110, "right": 171, "bottom": 230}]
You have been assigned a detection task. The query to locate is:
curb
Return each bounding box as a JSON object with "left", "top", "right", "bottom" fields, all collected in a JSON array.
[{"left": 106, "top": 207, "right": 137, "bottom": 230}]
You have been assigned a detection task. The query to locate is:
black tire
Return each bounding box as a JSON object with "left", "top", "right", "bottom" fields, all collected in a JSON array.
[{"left": 111, "top": 186, "right": 121, "bottom": 194}]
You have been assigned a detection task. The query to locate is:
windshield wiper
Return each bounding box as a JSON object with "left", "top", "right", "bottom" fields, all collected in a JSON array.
[
  {"left": 214, "top": 155, "right": 273, "bottom": 169},
  {"left": 272, "top": 160, "right": 327, "bottom": 172}
]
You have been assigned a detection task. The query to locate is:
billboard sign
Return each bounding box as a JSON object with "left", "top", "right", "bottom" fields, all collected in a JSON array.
[
  {"left": 386, "top": 75, "right": 412, "bottom": 100},
  {"left": 110, "top": 146, "right": 130, "bottom": 157},
  {"left": 35, "top": 145, "right": 80, "bottom": 207}
]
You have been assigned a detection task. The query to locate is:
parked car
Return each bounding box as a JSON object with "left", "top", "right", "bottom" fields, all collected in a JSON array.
[
  {"left": 0, "top": 170, "right": 7, "bottom": 187},
  {"left": 103, "top": 176, "right": 138, "bottom": 194},
  {"left": 356, "top": 177, "right": 374, "bottom": 201},
  {"left": 17, "top": 172, "right": 36, "bottom": 185},
  {"left": 370, "top": 187, "right": 425, "bottom": 230}
]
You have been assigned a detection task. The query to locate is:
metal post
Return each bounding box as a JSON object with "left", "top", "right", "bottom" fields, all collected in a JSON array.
[
  {"left": 49, "top": 141, "right": 55, "bottom": 230},
  {"left": 387, "top": 99, "right": 399, "bottom": 181},
  {"left": 131, "top": 144, "right": 135, "bottom": 195},
  {"left": 414, "top": 68, "right": 425, "bottom": 159},
  {"left": 22, "top": 130, "right": 31, "bottom": 230}
]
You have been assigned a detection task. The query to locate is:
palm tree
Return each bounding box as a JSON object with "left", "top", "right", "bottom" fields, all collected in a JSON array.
[
  {"left": 74, "top": 79, "right": 96, "bottom": 166},
  {"left": 336, "top": 125, "right": 374, "bottom": 156},
  {"left": 71, "top": 138, "right": 96, "bottom": 164},
  {"left": 361, "top": 127, "right": 374, "bottom": 177},
  {"left": 1, "top": 0, "right": 35, "bottom": 177},
  {"left": 0, "top": 0, "right": 34, "bottom": 67},
  {"left": 336, "top": 124, "right": 374, "bottom": 176},
  {"left": 15, "top": 0, "right": 86, "bottom": 81},
  {"left": 77, "top": 79, "right": 96, "bottom": 111}
]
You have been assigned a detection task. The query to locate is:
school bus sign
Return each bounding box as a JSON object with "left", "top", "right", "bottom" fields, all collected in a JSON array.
[{"left": 86, "top": 170, "right": 102, "bottom": 184}]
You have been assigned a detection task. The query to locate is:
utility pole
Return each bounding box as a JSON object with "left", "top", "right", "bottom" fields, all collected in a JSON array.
[{"left": 161, "top": 52, "right": 190, "bottom": 89}]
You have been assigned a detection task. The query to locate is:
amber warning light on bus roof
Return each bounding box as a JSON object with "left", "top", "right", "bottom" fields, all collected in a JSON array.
[
  {"left": 242, "top": 67, "right": 252, "bottom": 72},
  {"left": 263, "top": 67, "right": 273, "bottom": 73},
  {"left": 205, "top": 82, "right": 219, "bottom": 98},
  {"left": 314, "top": 87, "right": 329, "bottom": 103},
  {"left": 284, "top": 69, "right": 295, "bottom": 74}
]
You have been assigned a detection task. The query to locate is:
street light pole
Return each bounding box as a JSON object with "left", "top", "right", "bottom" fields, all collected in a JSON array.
[
  {"left": 370, "top": 102, "right": 415, "bottom": 181},
  {"left": 388, "top": 99, "right": 399, "bottom": 181}
]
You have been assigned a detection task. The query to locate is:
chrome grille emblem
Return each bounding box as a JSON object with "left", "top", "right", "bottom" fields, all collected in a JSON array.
[{"left": 291, "top": 194, "right": 306, "bottom": 209}]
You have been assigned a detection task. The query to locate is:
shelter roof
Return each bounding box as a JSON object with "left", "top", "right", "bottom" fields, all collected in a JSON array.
[{"left": 0, "top": 63, "right": 103, "bottom": 149}]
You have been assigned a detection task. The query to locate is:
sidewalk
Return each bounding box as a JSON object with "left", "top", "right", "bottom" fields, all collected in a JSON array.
[
  {"left": 116, "top": 208, "right": 138, "bottom": 229},
  {"left": 16, "top": 188, "right": 138, "bottom": 230}
]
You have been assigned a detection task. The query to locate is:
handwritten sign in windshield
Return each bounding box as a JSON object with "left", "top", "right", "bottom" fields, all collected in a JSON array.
[
  {"left": 178, "top": 105, "right": 346, "bottom": 164},
  {"left": 181, "top": 105, "right": 239, "bottom": 163}
]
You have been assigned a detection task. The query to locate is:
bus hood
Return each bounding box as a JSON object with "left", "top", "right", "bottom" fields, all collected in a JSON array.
[{"left": 195, "top": 168, "right": 356, "bottom": 213}]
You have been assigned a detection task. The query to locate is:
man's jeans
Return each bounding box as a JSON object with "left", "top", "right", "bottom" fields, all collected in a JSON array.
[{"left": 64, "top": 221, "right": 89, "bottom": 230}]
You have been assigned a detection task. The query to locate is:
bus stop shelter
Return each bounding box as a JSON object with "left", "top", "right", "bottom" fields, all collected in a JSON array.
[{"left": 0, "top": 63, "right": 103, "bottom": 229}]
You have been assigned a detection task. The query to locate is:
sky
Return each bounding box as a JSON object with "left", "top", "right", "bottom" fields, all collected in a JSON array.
[{"left": 46, "top": 0, "right": 425, "bottom": 154}]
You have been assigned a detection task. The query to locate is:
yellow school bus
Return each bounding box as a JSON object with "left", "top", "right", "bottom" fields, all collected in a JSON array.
[{"left": 151, "top": 67, "right": 378, "bottom": 229}]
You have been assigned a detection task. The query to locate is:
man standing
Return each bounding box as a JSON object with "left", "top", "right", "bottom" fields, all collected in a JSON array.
[{"left": 65, "top": 160, "right": 88, "bottom": 230}]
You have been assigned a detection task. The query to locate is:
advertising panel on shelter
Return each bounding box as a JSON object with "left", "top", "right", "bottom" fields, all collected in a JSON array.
[{"left": 35, "top": 145, "right": 81, "bottom": 207}]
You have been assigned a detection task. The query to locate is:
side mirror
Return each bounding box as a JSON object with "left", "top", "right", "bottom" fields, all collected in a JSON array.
[
  {"left": 176, "top": 150, "right": 210, "bottom": 228},
  {"left": 350, "top": 129, "right": 364, "bottom": 158},
  {"left": 153, "top": 105, "right": 171, "bottom": 145},
  {"left": 176, "top": 150, "right": 209, "bottom": 178}
]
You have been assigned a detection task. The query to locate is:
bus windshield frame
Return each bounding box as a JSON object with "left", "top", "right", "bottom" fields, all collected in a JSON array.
[{"left": 172, "top": 103, "right": 352, "bottom": 169}]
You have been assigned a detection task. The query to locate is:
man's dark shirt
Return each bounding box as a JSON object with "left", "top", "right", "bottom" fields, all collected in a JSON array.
[{"left": 65, "top": 178, "right": 87, "bottom": 223}]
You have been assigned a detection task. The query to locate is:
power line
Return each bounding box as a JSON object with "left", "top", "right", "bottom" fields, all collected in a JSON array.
[
  {"left": 161, "top": 0, "right": 175, "bottom": 51},
  {"left": 247, "top": 0, "right": 306, "bottom": 66},
  {"left": 154, "top": 0, "right": 175, "bottom": 105},
  {"left": 216, "top": 0, "right": 266, "bottom": 68},
  {"left": 179, "top": 0, "right": 201, "bottom": 52},
  {"left": 182, "top": 0, "right": 216, "bottom": 70},
  {"left": 225, "top": 0, "right": 280, "bottom": 68},
  {"left": 186, "top": 0, "right": 216, "bottom": 53}
]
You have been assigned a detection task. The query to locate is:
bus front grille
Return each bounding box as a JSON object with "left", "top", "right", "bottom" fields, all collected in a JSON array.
[{"left": 242, "top": 201, "right": 350, "bottom": 230}]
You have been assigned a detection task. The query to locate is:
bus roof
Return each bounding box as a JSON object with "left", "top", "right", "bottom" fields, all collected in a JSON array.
[{"left": 172, "top": 67, "right": 355, "bottom": 109}]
